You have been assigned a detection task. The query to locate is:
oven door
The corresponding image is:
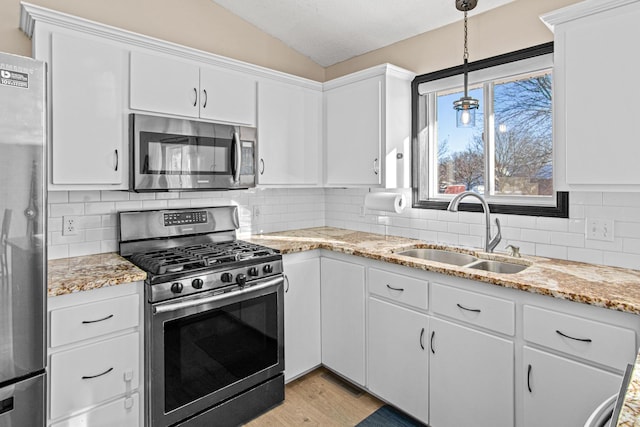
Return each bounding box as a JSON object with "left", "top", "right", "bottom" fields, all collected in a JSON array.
[{"left": 147, "top": 276, "right": 284, "bottom": 427}]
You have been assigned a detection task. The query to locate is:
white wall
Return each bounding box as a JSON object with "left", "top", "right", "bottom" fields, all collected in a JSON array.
[{"left": 47, "top": 187, "right": 640, "bottom": 271}]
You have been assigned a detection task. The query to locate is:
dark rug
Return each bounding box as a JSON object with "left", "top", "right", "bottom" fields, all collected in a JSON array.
[{"left": 356, "top": 405, "right": 427, "bottom": 427}]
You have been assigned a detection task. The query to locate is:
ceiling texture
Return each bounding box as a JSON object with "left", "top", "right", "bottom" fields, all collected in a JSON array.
[{"left": 210, "top": 0, "right": 515, "bottom": 67}]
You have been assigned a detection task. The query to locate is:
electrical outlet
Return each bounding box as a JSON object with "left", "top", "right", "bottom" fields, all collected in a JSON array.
[
  {"left": 586, "top": 218, "right": 614, "bottom": 242},
  {"left": 359, "top": 206, "right": 366, "bottom": 217},
  {"left": 253, "top": 206, "right": 261, "bottom": 219},
  {"left": 62, "top": 216, "right": 79, "bottom": 236}
]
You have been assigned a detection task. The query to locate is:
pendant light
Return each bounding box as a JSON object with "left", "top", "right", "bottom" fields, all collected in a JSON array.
[{"left": 453, "top": 0, "right": 479, "bottom": 128}]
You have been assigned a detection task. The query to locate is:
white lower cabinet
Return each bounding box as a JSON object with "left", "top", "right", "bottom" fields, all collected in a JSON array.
[
  {"left": 368, "top": 297, "right": 428, "bottom": 423},
  {"left": 429, "top": 317, "right": 514, "bottom": 427},
  {"left": 48, "top": 282, "right": 143, "bottom": 426},
  {"left": 320, "top": 257, "right": 366, "bottom": 386},
  {"left": 283, "top": 254, "right": 321, "bottom": 381},
  {"left": 523, "top": 347, "right": 622, "bottom": 427},
  {"left": 50, "top": 393, "right": 139, "bottom": 427}
]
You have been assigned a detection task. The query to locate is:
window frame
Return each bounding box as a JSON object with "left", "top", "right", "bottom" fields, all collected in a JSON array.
[{"left": 411, "top": 42, "right": 568, "bottom": 218}]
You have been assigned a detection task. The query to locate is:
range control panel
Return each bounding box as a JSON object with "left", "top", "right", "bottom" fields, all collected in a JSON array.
[{"left": 163, "top": 211, "right": 208, "bottom": 227}]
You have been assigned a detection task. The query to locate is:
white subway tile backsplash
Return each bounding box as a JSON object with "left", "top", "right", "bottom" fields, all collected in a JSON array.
[
  {"left": 46, "top": 187, "right": 640, "bottom": 270},
  {"left": 68, "top": 191, "right": 101, "bottom": 203}
]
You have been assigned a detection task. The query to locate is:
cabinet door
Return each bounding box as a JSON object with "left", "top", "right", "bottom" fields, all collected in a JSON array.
[
  {"left": 283, "top": 256, "right": 321, "bottom": 381},
  {"left": 130, "top": 50, "right": 199, "bottom": 118},
  {"left": 523, "top": 346, "right": 622, "bottom": 427},
  {"left": 199, "top": 67, "right": 256, "bottom": 125},
  {"left": 320, "top": 257, "right": 366, "bottom": 386},
  {"left": 257, "top": 81, "right": 320, "bottom": 185},
  {"left": 560, "top": 3, "right": 640, "bottom": 187},
  {"left": 430, "top": 318, "right": 514, "bottom": 427},
  {"left": 368, "top": 298, "right": 428, "bottom": 423},
  {"left": 50, "top": 393, "right": 139, "bottom": 427},
  {"left": 325, "top": 76, "right": 382, "bottom": 186},
  {"left": 51, "top": 33, "right": 126, "bottom": 185}
]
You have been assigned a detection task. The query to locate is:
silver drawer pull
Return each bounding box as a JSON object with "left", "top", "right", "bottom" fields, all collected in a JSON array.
[
  {"left": 555, "top": 330, "right": 592, "bottom": 343},
  {"left": 82, "top": 367, "right": 114, "bottom": 380},
  {"left": 457, "top": 303, "right": 481, "bottom": 313},
  {"left": 386, "top": 284, "right": 404, "bottom": 292},
  {"left": 82, "top": 314, "right": 114, "bottom": 324}
]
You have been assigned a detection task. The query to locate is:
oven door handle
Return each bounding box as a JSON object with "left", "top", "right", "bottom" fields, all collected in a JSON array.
[{"left": 153, "top": 276, "right": 283, "bottom": 314}]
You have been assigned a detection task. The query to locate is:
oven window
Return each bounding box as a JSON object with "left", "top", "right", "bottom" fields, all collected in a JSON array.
[
  {"left": 140, "top": 132, "right": 231, "bottom": 175},
  {"left": 163, "top": 293, "right": 279, "bottom": 413}
]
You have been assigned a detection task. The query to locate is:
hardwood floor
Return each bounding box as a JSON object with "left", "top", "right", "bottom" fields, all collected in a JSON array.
[{"left": 245, "top": 368, "right": 384, "bottom": 427}]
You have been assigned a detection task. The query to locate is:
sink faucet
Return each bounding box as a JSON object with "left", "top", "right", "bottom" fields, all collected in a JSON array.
[{"left": 447, "top": 191, "right": 502, "bottom": 253}]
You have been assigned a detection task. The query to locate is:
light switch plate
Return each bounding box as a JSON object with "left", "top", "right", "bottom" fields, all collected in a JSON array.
[{"left": 586, "top": 218, "right": 614, "bottom": 242}]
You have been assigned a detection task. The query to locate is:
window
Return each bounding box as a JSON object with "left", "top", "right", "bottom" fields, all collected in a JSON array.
[{"left": 411, "top": 43, "right": 568, "bottom": 217}]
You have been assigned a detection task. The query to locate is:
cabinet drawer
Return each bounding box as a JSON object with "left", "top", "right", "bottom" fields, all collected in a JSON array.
[
  {"left": 50, "top": 393, "right": 139, "bottom": 427},
  {"left": 50, "top": 294, "right": 139, "bottom": 347},
  {"left": 369, "top": 268, "right": 428, "bottom": 310},
  {"left": 50, "top": 333, "right": 139, "bottom": 420},
  {"left": 431, "top": 283, "right": 515, "bottom": 335},
  {"left": 523, "top": 305, "right": 636, "bottom": 370}
]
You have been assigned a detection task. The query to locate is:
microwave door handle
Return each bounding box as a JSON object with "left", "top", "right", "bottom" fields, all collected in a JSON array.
[{"left": 233, "top": 131, "right": 241, "bottom": 183}]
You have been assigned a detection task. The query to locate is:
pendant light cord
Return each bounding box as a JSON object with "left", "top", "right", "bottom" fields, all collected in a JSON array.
[{"left": 463, "top": 9, "right": 469, "bottom": 98}]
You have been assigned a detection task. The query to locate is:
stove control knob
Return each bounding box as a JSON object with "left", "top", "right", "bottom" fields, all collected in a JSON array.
[
  {"left": 248, "top": 267, "right": 259, "bottom": 277},
  {"left": 236, "top": 273, "right": 247, "bottom": 286},
  {"left": 263, "top": 264, "right": 273, "bottom": 274},
  {"left": 192, "top": 278, "right": 204, "bottom": 289},
  {"left": 221, "top": 273, "right": 233, "bottom": 283},
  {"left": 171, "top": 282, "right": 184, "bottom": 293}
]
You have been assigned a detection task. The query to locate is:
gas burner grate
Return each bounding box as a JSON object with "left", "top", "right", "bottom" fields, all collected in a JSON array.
[{"left": 129, "top": 240, "right": 278, "bottom": 276}]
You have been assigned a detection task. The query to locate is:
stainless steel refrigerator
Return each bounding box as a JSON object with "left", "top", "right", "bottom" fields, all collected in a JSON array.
[{"left": 0, "top": 52, "right": 46, "bottom": 425}]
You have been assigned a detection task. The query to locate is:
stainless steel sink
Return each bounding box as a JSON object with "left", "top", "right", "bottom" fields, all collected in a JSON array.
[
  {"left": 467, "top": 260, "right": 528, "bottom": 274},
  {"left": 396, "top": 248, "right": 478, "bottom": 266}
]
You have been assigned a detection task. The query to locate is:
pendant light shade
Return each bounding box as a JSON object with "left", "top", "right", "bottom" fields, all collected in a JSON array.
[{"left": 453, "top": 0, "right": 479, "bottom": 128}]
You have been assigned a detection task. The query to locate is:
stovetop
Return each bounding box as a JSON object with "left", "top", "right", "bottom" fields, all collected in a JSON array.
[{"left": 129, "top": 240, "right": 279, "bottom": 276}]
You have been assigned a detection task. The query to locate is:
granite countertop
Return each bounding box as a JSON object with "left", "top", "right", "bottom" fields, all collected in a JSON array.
[
  {"left": 47, "top": 252, "right": 146, "bottom": 297},
  {"left": 247, "top": 226, "right": 640, "bottom": 315}
]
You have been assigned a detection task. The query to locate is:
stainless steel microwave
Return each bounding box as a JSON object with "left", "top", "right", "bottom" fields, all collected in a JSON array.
[{"left": 130, "top": 114, "right": 256, "bottom": 191}]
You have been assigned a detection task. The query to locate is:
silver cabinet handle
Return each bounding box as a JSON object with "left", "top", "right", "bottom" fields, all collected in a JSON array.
[
  {"left": 386, "top": 284, "right": 404, "bottom": 292},
  {"left": 82, "top": 367, "right": 114, "bottom": 380},
  {"left": 113, "top": 150, "right": 118, "bottom": 171},
  {"left": 82, "top": 314, "right": 114, "bottom": 324},
  {"left": 284, "top": 275, "right": 290, "bottom": 293},
  {"left": 259, "top": 158, "right": 265, "bottom": 175},
  {"left": 373, "top": 158, "right": 379, "bottom": 175},
  {"left": 192, "top": 88, "right": 198, "bottom": 107},
  {"left": 202, "top": 89, "right": 208, "bottom": 108}
]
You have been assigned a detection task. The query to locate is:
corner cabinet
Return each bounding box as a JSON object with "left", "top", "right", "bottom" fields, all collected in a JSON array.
[
  {"left": 282, "top": 252, "right": 322, "bottom": 381},
  {"left": 257, "top": 80, "right": 322, "bottom": 186},
  {"left": 320, "top": 256, "right": 366, "bottom": 386},
  {"left": 323, "top": 65, "right": 414, "bottom": 188},
  {"left": 129, "top": 51, "right": 257, "bottom": 126},
  {"left": 542, "top": 0, "right": 640, "bottom": 191},
  {"left": 33, "top": 29, "right": 129, "bottom": 189}
]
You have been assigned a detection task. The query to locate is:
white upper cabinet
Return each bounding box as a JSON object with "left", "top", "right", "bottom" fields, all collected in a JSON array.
[
  {"left": 542, "top": 0, "right": 640, "bottom": 191},
  {"left": 199, "top": 67, "right": 256, "bottom": 125},
  {"left": 257, "top": 80, "right": 321, "bottom": 186},
  {"left": 130, "top": 51, "right": 256, "bottom": 126},
  {"left": 47, "top": 32, "right": 127, "bottom": 188},
  {"left": 324, "top": 65, "right": 414, "bottom": 188}
]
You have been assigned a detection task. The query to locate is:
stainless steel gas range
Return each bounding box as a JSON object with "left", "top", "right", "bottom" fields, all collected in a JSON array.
[{"left": 119, "top": 206, "right": 284, "bottom": 427}]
